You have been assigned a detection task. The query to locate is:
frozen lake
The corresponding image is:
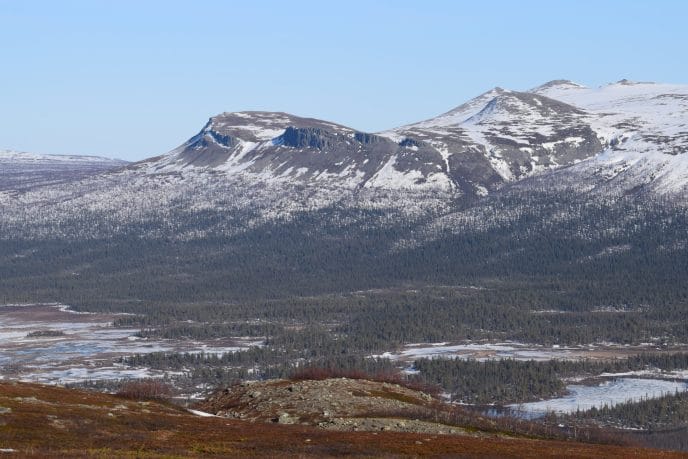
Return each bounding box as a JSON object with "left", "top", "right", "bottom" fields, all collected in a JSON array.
[
  {"left": 374, "top": 340, "right": 675, "bottom": 362},
  {"left": 0, "top": 303, "right": 262, "bottom": 385},
  {"left": 508, "top": 377, "right": 688, "bottom": 417}
]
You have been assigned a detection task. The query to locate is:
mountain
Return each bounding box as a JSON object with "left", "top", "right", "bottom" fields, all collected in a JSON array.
[
  {"left": 142, "top": 111, "right": 453, "bottom": 191},
  {"left": 1, "top": 80, "right": 687, "bottom": 306},
  {"left": 0, "top": 150, "right": 128, "bottom": 191},
  {"left": 384, "top": 87, "right": 603, "bottom": 195},
  {"left": 4, "top": 79, "right": 679, "bottom": 202},
  {"left": 130, "top": 79, "right": 688, "bottom": 197}
]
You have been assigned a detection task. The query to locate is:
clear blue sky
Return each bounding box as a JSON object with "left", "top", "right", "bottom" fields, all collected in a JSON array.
[{"left": 2, "top": 0, "right": 687, "bottom": 161}]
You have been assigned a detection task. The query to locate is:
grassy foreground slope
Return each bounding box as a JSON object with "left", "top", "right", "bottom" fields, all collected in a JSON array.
[{"left": 0, "top": 381, "right": 686, "bottom": 458}]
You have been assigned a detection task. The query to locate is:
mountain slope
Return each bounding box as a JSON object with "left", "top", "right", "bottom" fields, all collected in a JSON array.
[
  {"left": 529, "top": 80, "right": 688, "bottom": 194},
  {"left": 0, "top": 150, "right": 128, "bottom": 191},
  {"left": 384, "top": 88, "right": 603, "bottom": 195},
  {"left": 2, "top": 80, "right": 687, "bottom": 247}
]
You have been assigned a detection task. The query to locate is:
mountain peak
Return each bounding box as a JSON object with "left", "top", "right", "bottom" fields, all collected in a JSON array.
[
  {"left": 529, "top": 79, "right": 586, "bottom": 94},
  {"left": 463, "top": 90, "right": 586, "bottom": 126},
  {"left": 441, "top": 87, "right": 507, "bottom": 116},
  {"left": 608, "top": 78, "right": 656, "bottom": 86}
]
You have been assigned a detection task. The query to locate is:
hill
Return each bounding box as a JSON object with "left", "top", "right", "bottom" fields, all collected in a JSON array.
[{"left": 0, "top": 380, "right": 685, "bottom": 458}]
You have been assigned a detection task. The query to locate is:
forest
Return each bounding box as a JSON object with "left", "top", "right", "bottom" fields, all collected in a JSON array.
[{"left": 2, "top": 186, "right": 688, "bottom": 441}]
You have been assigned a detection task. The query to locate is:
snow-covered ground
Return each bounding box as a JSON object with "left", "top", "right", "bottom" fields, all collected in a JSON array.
[
  {"left": 374, "top": 341, "right": 662, "bottom": 362},
  {"left": 509, "top": 378, "right": 688, "bottom": 416},
  {"left": 0, "top": 303, "right": 262, "bottom": 385},
  {"left": 0, "top": 149, "right": 125, "bottom": 164},
  {"left": 533, "top": 80, "right": 688, "bottom": 194}
]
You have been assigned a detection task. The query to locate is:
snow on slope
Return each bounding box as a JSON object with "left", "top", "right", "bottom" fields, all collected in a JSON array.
[
  {"left": 378, "top": 79, "right": 688, "bottom": 195},
  {"left": 531, "top": 80, "right": 688, "bottom": 193},
  {"left": 0, "top": 150, "right": 126, "bottom": 165},
  {"left": 532, "top": 79, "right": 688, "bottom": 151},
  {"left": 4, "top": 79, "right": 688, "bottom": 210},
  {"left": 2, "top": 79, "right": 688, "bottom": 243},
  {"left": 399, "top": 87, "right": 508, "bottom": 132},
  {"left": 363, "top": 154, "right": 453, "bottom": 191},
  {"left": 382, "top": 87, "right": 604, "bottom": 193},
  {"left": 0, "top": 150, "right": 128, "bottom": 192},
  {"left": 142, "top": 111, "right": 456, "bottom": 192},
  {"left": 122, "top": 79, "right": 688, "bottom": 197}
]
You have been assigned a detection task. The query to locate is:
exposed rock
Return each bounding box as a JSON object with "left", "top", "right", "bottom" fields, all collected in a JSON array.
[
  {"left": 279, "top": 127, "right": 337, "bottom": 149},
  {"left": 198, "top": 377, "right": 470, "bottom": 436}
]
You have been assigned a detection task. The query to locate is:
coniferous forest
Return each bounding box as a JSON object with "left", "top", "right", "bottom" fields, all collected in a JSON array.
[{"left": 3, "top": 186, "right": 688, "bottom": 450}]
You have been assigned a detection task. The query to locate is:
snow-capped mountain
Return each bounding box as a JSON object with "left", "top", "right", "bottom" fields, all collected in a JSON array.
[
  {"left": 385, "top": 87, "right": 603, "bottom": 195},
  {"left": 529, "top": 80, "right": 688, "bottom": 194},
  {"left": 2, "top": 79, "right": 688, "bottom": 244},
  {"left": 132, "top": 79, "right": 688, "bottom": 197},
  {"left": 2, "top": 80, "right": 688, "bottom": 307},
  {"left": 0, "top": 150, "right": 127, "bottom": 191},
  {"left": 142, "top": 111, "right": 452, "bottom": 191}
]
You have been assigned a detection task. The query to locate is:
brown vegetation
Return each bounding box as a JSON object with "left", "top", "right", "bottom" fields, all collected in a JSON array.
[
  {"left": 0, "top": 381, "right": 686, "bottom": 458},
  {"left": 115, "top": 378, "right": 174, "bottom": 400}
]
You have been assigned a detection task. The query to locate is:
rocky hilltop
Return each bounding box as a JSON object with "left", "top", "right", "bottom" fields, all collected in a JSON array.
[{"left": 198, "top": 377, "right": 464, "bottom": 435}]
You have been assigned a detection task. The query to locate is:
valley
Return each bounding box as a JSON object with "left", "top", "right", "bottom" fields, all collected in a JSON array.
[{"left": 3, "top": 79, "right": 688, "bottom": 454}]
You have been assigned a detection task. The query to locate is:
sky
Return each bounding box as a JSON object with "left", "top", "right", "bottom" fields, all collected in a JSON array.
[{"left": 2, "top": 0, "right": 687, "bottom": 161}]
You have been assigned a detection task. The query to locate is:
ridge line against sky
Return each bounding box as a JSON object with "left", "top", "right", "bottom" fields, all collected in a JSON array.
[{"left": 2, "top": 0, "right": 687, "bottom": 161}]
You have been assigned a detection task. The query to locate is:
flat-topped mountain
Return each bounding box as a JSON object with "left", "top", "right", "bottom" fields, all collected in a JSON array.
[{"left": 145, "top": 111, "right": 452, "bottom": 191}]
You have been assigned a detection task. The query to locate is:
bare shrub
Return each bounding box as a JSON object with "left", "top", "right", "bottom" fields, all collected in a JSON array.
[{"left": 116, "top": 379, "right": 174, "bottom": 401}]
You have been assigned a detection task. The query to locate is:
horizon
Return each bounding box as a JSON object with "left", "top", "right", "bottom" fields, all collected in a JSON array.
[
  {"left": 2, "top": 77, "right": 684, "bottom": 163},
  {"left": 2, "top": 0, "right": 687, "bottom": 161}
]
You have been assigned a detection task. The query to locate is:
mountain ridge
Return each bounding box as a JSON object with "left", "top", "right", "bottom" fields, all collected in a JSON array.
[
  {"left": 2, "top": 79, "right": 687, "bottom": 246},
  {"left": 128, "top": 79, "right": 688, "bottom": 197},
  {"left": 7, "top": 79, "right": 684, "bottom": 197}
]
